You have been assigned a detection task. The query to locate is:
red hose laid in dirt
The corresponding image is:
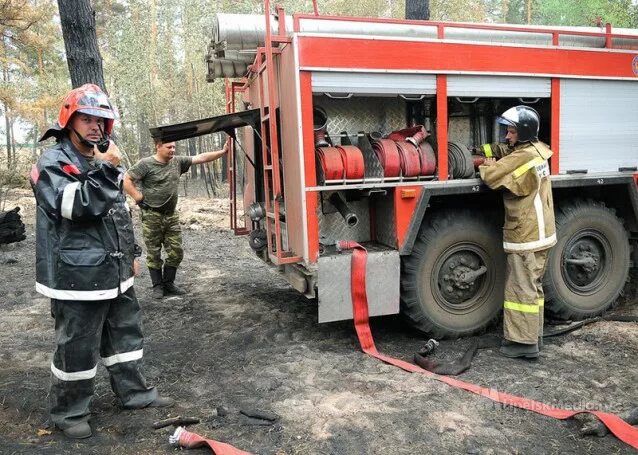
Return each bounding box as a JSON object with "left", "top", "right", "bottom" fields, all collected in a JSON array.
[
  {"left": 170, "top": 426, "right": 251, "bottom": 454},
  {"left": 395, "top": 141, "right": 421, "bottom": 177},
  {"left": 337, "top": 240, "right": 638, "bottom": 451},
  {"left": 336, "top": 145, "right": 365, "bottom": 179},
  {"left": 316, "top": 146, "right": 344, "bottom": 180},
  {"left": 371, "top": 139, "right": 401, "bottom": 177}
]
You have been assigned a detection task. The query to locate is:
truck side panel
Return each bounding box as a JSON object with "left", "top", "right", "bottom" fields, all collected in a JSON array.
[
  {"left": 560, "top": 79, "right": 638, "bottom": 173},
  {"left": 279, "top": 42, "right": 306, "bottom": 260}
]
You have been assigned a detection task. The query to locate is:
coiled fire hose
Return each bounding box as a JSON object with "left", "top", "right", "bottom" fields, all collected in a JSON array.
[
  {"left": 418, "top": 142, "right": 437, "bottom": 176},
  {"left": 316, "top": 147, "right": 344, "bottom": 180},
  {"left": 395, "top": 140, "right": 421, "bottom": 177},
  {"left": 386, "top": 125, "right": 425, "bottom": 142},
  {"left": 337, "top": 240, "right": 638, "bottom": 451},
  {"left": 316, "top": 145, "right": 365, "bottom": 181},
  {"left": 336, "top": 145, "right": 365, "bottom": 179},
  {"left": 371, "top": 139, "right": 401, "bottom": 177}
]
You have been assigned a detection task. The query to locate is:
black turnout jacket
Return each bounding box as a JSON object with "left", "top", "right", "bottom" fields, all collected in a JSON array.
[{"left": 30, "top": 137, "right": 139, "bottom": 301}]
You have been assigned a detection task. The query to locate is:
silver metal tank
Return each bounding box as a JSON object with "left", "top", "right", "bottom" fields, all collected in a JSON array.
[{"left": 207, "top": 13, "right": 638, "bottom": 80}]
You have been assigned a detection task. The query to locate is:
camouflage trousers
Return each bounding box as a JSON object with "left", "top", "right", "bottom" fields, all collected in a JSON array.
[
  {"left": 140, "top": 209, "right": 184, "bottom": 270},
  {"left": 503, "top": 249, "right": 549, "bottom": 344}
]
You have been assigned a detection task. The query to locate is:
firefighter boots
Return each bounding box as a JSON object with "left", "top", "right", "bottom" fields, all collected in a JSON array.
[
  {"left": 163, "top": 265, "right": 186, "bottom": 296},
  {"left": 500, "top": 340, "right": 539, "bottom": 359},
  {"left": 123, "top": 395, "right": 175, "bottom": 409},
  {"left": 149, "top": 267, "right": 164, "bottom": 299},
  {"left": 147, "top": 396, "right": 175, "bottom": 408},
  {"left": 63, "top": 421, "right": 92, "bottom": 439}
]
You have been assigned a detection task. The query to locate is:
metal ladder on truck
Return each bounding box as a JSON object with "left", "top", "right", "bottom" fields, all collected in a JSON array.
[
  {"left": 255, "top": 2, "right": 302, "bottom": 265},
  {"left": 226, "top": 79, "right": 250, "bottom": 236}
]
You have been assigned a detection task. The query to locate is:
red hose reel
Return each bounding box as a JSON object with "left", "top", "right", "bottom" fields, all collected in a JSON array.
[{"left": 316, "top": 145, "right": 365, "bottom": 180}]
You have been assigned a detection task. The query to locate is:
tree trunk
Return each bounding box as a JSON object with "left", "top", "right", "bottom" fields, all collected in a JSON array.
[
  {"left": 57, "top": 0, "right": 106, "bottom": 89},
  {"left": 405, "top": 0, "right": 430, "bottom": 20},
  {"left": 4, "top": 103, "right": 12, "bottom": 170},
  {"left": 188, "top": 138, "right": 198, "bottom": 178}
]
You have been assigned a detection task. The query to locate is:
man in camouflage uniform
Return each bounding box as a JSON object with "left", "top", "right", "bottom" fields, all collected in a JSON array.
[
  {"left": 477, "top": 106, "right": 556, "bottom": 359},
  {"left": 124, "top": 139, "right": 227, "bottom": 299}
]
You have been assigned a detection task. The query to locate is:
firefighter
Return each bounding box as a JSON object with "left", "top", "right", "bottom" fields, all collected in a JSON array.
[
  {"left": 123, "top": 139, "right": 228, "bottom": 299},
  {"left": 476, "top": 105, "right": 556, "bottom": 359},
  {"left": 31, "top": 84, "right": 173, "bottom": 439}
]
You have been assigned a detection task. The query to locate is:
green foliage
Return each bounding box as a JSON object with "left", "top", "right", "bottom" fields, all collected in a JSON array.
[{"left": 534, "top": 0, "right": 637, "bottom": 27}]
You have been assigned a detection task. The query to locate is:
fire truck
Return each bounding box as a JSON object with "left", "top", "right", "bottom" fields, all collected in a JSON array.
[{"left": 151, "top": 4, "right": 638, "bottom": 338}]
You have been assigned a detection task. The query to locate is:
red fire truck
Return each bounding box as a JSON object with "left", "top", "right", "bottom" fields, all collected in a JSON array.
[{"left": 151, "top": 4, "right": 638, "bottom": 338}]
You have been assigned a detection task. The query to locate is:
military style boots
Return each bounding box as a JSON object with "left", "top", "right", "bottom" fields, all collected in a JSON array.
[
  {"left": 500, "top": 340, "right": 540, "bottom": 359},
  {"left": 148, "top": 268, "right": 164, "bottom": 299},
  {"left": 163, "top": 265, "right": 186, "bottom": 296}
]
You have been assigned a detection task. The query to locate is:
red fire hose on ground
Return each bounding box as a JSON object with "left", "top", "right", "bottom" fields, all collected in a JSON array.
[{"left": 337, "top": 240, "right": 638, "bottom": 451}]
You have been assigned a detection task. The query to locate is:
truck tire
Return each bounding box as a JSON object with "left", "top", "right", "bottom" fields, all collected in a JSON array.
[
  {"left": 544, "top": 200, "right": 630, "bottom": 320},
  {"left": 401, "top": 210, "right": 505, "bottom": 338}
]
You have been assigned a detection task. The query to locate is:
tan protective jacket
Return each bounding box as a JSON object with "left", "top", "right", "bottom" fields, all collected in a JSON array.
[{"left": 479, "top": 141, "right": 556, "bottom": 253}]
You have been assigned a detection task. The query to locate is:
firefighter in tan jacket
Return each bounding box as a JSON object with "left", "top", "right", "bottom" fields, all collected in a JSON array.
[{"left": 477, "top": 106, "right": 556, "bottom": 359}]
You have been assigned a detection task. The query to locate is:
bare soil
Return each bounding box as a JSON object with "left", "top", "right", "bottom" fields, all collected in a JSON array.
[{"left": 0, "top": 188, "right": 637, "bottom": 454}]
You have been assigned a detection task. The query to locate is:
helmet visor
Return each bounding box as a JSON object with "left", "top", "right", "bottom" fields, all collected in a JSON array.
[
  {"left": 497, "top": 116, "right": 516, "bottom": 127},
  {"left": 75, "top": 91, "right": 119, "bottom": 119},
  {"left": 76, "top": 107, "right": 117, "bottom": 120}
]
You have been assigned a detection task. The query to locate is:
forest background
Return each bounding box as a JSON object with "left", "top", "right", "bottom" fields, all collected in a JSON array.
[{"left": 0, "top": 0, "right": 637, "bottom": 192}]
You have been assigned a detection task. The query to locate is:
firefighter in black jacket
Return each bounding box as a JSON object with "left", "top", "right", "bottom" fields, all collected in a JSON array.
[{"left": 31, "top": 84, "right": 173, "bottom": 439}]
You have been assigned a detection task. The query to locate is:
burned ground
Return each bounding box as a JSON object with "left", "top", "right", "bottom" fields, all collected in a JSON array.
[{"left": 0, "top": 189, "right": 636, "bottom": 454}]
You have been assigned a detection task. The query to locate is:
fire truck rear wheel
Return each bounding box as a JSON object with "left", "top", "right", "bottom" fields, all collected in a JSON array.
[
  {"left": 401, "top": 210, "right": 505, "bottom": 338},
  {"left": 544, "top": 200, "right": 630, "bottom": 320}
]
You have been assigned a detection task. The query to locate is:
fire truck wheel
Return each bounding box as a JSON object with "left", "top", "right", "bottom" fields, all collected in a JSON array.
[
  {"left": 401, "top": 210, "right": 505, "bottom": 338},
  {"left": 544, "top": 200, "right": 630, "bottom": 320}
]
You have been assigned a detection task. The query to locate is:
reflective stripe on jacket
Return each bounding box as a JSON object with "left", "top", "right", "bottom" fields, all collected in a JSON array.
[
  {"left": 479, "top": 141, "right": 557, "bottom": 253},
  {"left": 30, "top": 137, "right": 138, "bottom": 300}
]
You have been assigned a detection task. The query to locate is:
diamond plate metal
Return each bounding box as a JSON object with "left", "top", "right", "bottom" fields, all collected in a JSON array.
[
  {"left": 319, "top": 193, "right": 370, "bottom": 244},
  {"left": 318, "top": 244, "right": 400, "bottom": 322},
  {"left": 356, "top": 134, "right": 384, "bottom": 181},
  {"left": 373, "top": 192, "right": 397, "bottom": 248},
  {"left": 314, "top": 96, "right": 406, "bottom": 141},
  {"left": 448, "top": 117, "right": 472, "bottom": 148}
]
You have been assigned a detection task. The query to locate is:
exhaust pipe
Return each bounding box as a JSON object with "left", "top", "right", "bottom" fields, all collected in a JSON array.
[{"left": 329, "top": 193, "right": 359, "bottom": 228}]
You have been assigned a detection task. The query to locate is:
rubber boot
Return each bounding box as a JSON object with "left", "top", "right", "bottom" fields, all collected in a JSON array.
[
  {"left": 63, "top": 421, "right": 92, "bottom": 439},
  {"left": 147, "top": 396, "right": 175, "bottom": 408},
  {"left": 149, "top": 268, "right": 164, "bottom": 299},
  {"left": 500, "top": 340, "right": 539, "bottom": 359},
  {"left": 163, "top": 265, "right": 186, "bottom": 296}
]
